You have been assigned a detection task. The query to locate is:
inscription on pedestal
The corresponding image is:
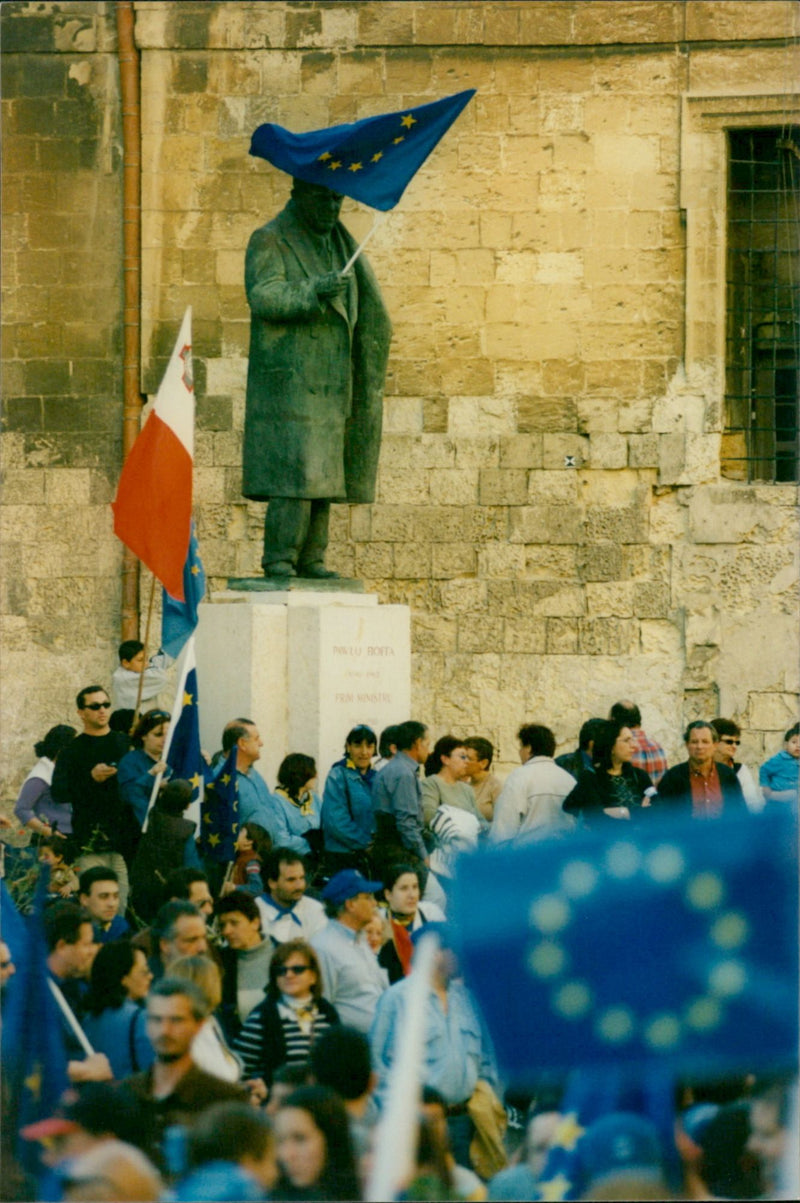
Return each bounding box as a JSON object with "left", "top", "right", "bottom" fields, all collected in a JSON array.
[
  {"left": 290, "top": 605, "right": 411, "bottom": 781},
  {"left": 197, "top": 593, "right": 411, "bottom": 788}
]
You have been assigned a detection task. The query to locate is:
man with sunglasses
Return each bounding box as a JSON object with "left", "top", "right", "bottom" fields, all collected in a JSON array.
[
  {"left": 51, "top": 686, "right": 133, "bottom": 907},
  {"left": 712, "top": 717, "right": 765, "bottom": 813}
]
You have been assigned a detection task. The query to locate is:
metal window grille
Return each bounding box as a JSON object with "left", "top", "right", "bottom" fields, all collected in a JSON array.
[{"left": 723, "top": 127, "right": 800, "bottom": 483}]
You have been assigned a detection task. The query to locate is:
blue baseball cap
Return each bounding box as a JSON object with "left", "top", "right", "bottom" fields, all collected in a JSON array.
[
  {"left": 575, "top": 1112, "right": 664, "bottom": 1187},
  {"left": 321, "top": 869, "right": 383, "bottom": 906},
  {"left": 410, "top": 921, "right": 451, "bottom": 948}
]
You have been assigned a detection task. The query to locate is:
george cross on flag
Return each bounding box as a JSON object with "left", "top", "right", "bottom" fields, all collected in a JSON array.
[
  {"left": 451, "top": 808, "right": 798, "bottom": 1082},
  {"left": 249, "top": 90, "right": 475, "bottom": 211}
]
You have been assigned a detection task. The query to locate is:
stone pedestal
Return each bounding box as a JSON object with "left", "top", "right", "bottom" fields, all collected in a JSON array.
[{"left": 195, "top": 585, "right": 411, "bottom": 788}]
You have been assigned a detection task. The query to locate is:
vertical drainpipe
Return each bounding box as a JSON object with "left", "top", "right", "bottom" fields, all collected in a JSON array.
[{"left": 116, "top": 0, "right": 143, "bottom": 640}]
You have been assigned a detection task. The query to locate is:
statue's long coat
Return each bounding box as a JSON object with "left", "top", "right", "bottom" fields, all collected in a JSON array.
[{"left": 242, "top": 201, "right": 392, "bottom": 503}]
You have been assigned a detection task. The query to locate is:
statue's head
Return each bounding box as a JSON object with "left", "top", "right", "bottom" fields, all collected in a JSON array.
[{"left": 291, "top": 178, "right": 344, "bottom": 234}]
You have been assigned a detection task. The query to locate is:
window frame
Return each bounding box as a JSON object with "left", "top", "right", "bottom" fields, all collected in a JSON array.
[{"left": 680, "top": 91, "right": 800, "bottom": 483}]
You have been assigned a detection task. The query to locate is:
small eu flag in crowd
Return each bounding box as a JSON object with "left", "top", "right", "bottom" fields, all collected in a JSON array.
[
  {"left": 250, "top": 89, "right": 475, "bottom": 211},
  {"left": 162, "top": 521, "right": 205, "bottom": 659},
  {"left": 165, "top": 640, "right": 206, "bottom": 822},
  {"left": 200, "top": 747, "right": 239, "bottom": 863},
  {"left": 451, "top": 808, "right": 798, "bottom": 1082}
]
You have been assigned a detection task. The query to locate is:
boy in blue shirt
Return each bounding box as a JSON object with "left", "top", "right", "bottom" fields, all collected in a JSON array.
[{"left": 759, "top": 723, "right": 799, "bottom": 805}]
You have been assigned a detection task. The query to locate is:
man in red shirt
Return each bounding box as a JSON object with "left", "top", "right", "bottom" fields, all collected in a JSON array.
[{"left": 655, "top": 722, "right": 745, "bottom": 817}]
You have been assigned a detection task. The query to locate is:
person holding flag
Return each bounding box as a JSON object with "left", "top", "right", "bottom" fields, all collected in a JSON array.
[{"left": 244, "top": 90, "right": 473, "bottom": 579}]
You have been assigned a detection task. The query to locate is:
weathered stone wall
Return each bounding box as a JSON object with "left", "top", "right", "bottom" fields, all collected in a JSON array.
[
  {"left": 2, "top": 1, "right": 798, "bottom": 801},
  {"left": 1, "top": 1, "right": 124, "bottom": 793}
]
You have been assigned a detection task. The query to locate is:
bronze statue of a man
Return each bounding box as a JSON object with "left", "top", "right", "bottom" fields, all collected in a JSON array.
[{"left": 243, "top": 179, "right": 392, "bottom": 578}]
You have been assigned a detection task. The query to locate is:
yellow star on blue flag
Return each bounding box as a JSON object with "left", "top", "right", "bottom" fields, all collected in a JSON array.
[
  {"left": 162, "top": 520, "right": 206, "bottom": 658},
  {"left": 552, "top": 1113, "right": 585, "bottom": 1152},
  {"left": 200, "top": 746, "right": 239, "bottom": 864},
  {"left": 166, "top": 651, "right": 206, "bottom": 817},
  {"left": 538, "top": 1173, "right": 572, "bottom": 1202}
]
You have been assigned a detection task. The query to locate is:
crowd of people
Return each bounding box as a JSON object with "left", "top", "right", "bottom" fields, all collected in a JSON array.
[{"left": 1, "top": 646, "right": 797, "bottom": 1201}]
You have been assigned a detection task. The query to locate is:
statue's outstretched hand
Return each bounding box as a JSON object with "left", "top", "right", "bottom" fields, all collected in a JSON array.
[{"left": 316, "top": 271, "right": 349, "bottom": 299}]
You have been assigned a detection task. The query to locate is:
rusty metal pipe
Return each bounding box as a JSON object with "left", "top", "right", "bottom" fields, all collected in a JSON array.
[{"left": 116, "top": 0, "right": 143, "bottom": 640}]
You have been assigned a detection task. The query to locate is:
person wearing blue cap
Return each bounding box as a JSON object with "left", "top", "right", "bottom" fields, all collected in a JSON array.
[
  {"left": 572, "top": 1111, "right": 668, "bottom": 1198},
  {"left": 310, "top": 870, "right": 388, "bottom": 1034}
]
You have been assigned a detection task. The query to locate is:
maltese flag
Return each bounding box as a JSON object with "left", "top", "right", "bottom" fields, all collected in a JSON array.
[{"left": 112, "top": 308, "right": 194, "bottom": 600}]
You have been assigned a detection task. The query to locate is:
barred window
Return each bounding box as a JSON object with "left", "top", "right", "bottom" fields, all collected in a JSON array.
[{"left": 723, "top": 128, "right": 800, "bottom": 482}]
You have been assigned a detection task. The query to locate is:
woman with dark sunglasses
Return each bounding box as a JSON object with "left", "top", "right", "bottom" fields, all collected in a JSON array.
[
  {"left": 233, "top": 939, "right": 339, "bottom": 1098},
  {"left": 712, "top": 717, "right": 765, "bottom": 812}
]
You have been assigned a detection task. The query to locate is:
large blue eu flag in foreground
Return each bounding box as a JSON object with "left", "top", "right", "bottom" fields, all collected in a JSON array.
[
  {"left": 451, "top": 808, "right": 797, "bottom": 1081},
  {"left": 250, "top": 90, "right": 475, "bottom": 211},
  {"left": 1, "top": 876, "right": 69, "bottom": 1179}
]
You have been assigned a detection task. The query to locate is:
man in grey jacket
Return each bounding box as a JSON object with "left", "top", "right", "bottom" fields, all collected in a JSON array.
[{"left": 372, "top": 721, "right": 431, "bottom": 872}]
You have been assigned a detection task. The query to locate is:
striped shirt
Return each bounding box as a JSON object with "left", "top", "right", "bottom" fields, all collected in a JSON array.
[{"left": 234, "top": 997, "right": 334, "bottom": 1080}]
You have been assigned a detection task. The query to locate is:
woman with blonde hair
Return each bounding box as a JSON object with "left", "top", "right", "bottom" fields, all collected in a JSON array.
[{"left": 169, "top": 953, "right": 243, "bottom": 1083}]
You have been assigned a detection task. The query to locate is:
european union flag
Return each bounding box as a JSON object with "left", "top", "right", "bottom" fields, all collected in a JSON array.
[
  {"left": 199, "top": 747, "right": 238, "bottom": 864},
  {"left": 250, "top": 90, "right": 475, "bottom": 211},
  {"left": 1, "top": 876, "right": 69, "bottom": 1178},
  {"left": 165, "top": 638, "right": 205, "bottom": 821},
  {"left": 533, "top": 1067, "right": 680, "bottom": 1200},
  {"left": 162, "top": 520, "right": 206, "bottom": 659},
  {"left": 451, "top": 808, "right": 798, "bottom": 1081}
]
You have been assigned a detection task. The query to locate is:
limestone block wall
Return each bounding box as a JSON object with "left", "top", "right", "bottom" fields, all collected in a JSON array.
[
  {"left": 1, "top": 2, "right": 124, "bottom": 791},
  {"left": 2, "top": 1, "right": 798, "bottom": 800}
]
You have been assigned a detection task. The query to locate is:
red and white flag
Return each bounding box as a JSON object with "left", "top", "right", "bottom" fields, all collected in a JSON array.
[{"left": 112, "top": 308, "right": 194, "bottom": 600}]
